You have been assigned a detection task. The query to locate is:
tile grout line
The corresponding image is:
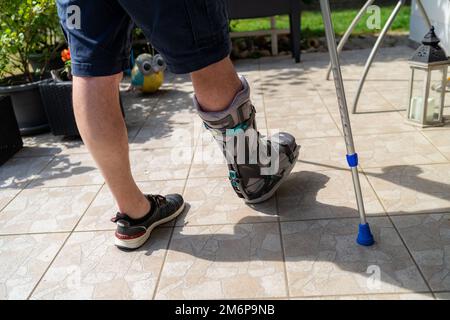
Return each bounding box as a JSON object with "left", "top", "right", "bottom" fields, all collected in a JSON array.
[
  {"left": 25, "top": 231, "right": 72, "bottom": 300},
  {"left": 151, "top": 114, "right": 199, "bottom": 300},
  {"left": 0, "top": 155, "right": 55, "bottom": 214},
  {"left": 360, "top": 168, "right": 435, "bottom": 297},
  {"left": 25, "top": 181, "right": 105, "bottom": 300},
  {"left": 289, "top": 290, "right": 435, "bottom": 300},
  {"left": 418, "top": 129, "right": 450, "bottom": 163},
  {"left": 262, "top": 59, "right": 292, "bottom": 298},
  {"left": 128, "top": 74, "right": 177, "bottom": 143},
  {"left": 3, "top": 209, "right": 449, "bottom": 239},
  {"left": 275, "top": 193, "right": 291, "bottom": 299}
]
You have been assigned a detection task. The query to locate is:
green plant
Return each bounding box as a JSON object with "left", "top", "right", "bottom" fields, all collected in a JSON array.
[{"left": 0, "top": 0, "right": 62, "bottom": 84}]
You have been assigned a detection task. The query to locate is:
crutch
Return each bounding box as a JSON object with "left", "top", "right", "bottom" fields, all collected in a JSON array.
[{"left": 319, "top": 0, "right": 374, "bottom": 246}]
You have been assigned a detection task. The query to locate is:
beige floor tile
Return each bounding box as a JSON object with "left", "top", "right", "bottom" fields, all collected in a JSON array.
[
  {"left": 277, "top": 170, "right": 384, "bottom": 221},
  {"left": 281, "top": 217, "right": 428, "bottom": 297},
  {"left": 344, "top": 91, "right": 396, "bottom": 114},
  {"left": 435, "top": 292, "right": 450, "bottom": 300},
  {"left": 355, "top": 132, "right": 446, "bottom": 168},
  {"left": 189, "top": 142, "right": 228, "bottom": 178},
  {"left": 264, "top": 96, "right": 329, "bottom": 116},
  {"left": 0, "top": 186, "right": 100, "bottom": 234},
  {"left": 296, "top": 292, "right": 433, "bottom": 300},
  {"left": 260, "top": 75, "right": 318, "bottom": 98},
  {"left": 330, "top": 111, "right": 416, "bottom": 136},
  {"left": 131, "top": 111, "right": 201, "bottom": 150},
  {"left": 28, "top": 154, "right": 103, "bottom": 188},
  {"left": 0, "top": 189, "right": 21, "bottom": 213},
  {"left": 0, "top": 233, "right": 68, "bottom": 300},
  {"left": 77, "top": 180, "right": 185, "bottom": 231},
  {"left": 31, "top": 229, "right": 170, "bottom": 300},
  {"left": 130, "top": 148, "right": 192, "bottom": 181},
  {"left": 179, "top": 177, "right": 278, "bottom": 226},
  {"left": 267, "top": 114, "right": 341, "bottom": 139},
  {"left": 155, "top": 223, "right": 287, "bottom": 299},
  {"left": 392, "top": 213, "right": 450, "bottom": 291},
  {"left": 16, "top": 134, "right": 90, "bottom": 157},
  {"left": 0, "top": 156, "right": 53, "bottom": 189},
  {"left": 422, "top": 129, "right": 450, "bottom": 161},
  {"left": 295, "top": 136, "right": 348, "bottom": 172},
  {"left": 16, "top": 134, "right": 67, "bottom": 158},
  {"left": 365, "top": 164, "right": 450, "bottom": 214},
  {"left": 377, "top": 88, "right": 409, "bottom": 111}
]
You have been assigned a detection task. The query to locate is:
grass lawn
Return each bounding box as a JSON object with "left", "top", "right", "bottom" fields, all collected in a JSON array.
[{"left": 230, "top": 5, "right": 411, "bottom": 38}]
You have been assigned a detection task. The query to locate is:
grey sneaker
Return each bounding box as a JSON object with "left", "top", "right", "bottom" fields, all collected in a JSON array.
[{"left": 111, "top": 194, "right": 185, "bottom": 250}]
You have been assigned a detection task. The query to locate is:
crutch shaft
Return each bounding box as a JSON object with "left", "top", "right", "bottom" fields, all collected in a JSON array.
[{"left": 319, "top": 0, "right": 374, "bottom": 246}]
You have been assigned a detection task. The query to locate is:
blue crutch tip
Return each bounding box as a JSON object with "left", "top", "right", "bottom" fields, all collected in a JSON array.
[{"left": 357, "top": 223, "right": 375, "bottom": 246}]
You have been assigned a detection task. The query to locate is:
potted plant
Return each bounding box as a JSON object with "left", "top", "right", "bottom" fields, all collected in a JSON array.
[
  {"left": 0, "top": 0, "right": 63, "bottom": 135},
  {"left": 39, "top": 48, "right": 126, "bottom": 137}
]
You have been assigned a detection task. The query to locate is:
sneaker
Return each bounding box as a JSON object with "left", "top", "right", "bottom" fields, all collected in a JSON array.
[{"left": 111, "top": 194, "right": 185, "bottom": 250}]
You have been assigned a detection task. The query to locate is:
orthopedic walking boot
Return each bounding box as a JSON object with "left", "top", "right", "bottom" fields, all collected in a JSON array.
[{"left": 196, "top": 76, "right": 300, "bottom": 204}]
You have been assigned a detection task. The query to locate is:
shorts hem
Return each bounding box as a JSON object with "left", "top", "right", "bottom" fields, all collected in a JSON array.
[
  {"left": 167, "top": 41, "right": 231, "bottom": 74},
  {"left": 71, "top": 58, "right": 130, "bottom": 77}
]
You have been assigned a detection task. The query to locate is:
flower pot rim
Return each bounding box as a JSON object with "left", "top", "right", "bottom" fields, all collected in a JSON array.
[{"left": 0, "top": 78, "right": 46, "bottom": 94}]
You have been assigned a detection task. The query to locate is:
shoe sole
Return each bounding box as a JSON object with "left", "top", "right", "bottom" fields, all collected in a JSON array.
[
  {"left": 114, "top": 201, "right": 186, "bottom": 250},
  {"left": 244, "top": 146, "right": 300, "bottom": 204}
]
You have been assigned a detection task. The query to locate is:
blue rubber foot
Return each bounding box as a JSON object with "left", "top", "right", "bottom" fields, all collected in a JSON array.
[{"left": 357, "top": 223, "right": 375, "bottom": 246}]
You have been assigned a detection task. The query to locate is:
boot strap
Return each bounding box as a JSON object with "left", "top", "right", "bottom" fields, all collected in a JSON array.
[{"left": 203, "top": 108, "right": 256, "bottom": 137}]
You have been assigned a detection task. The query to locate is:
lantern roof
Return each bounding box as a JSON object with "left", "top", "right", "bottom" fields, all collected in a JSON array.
[{"left": 410, "top": 27, "right": 449, "bottom": 65}]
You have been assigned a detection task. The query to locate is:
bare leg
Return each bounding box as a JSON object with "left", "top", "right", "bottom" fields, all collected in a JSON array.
[
  {"left": 73, "top": 73, "right": 150, "bottom": 219},
  {"left": 191, "top": 57, "right": 241, "bottom": 112}
]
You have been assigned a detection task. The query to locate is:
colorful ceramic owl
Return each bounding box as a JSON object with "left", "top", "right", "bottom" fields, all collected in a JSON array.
[{"left": 131, "top": 53, "right": 166, "bottom": 93}]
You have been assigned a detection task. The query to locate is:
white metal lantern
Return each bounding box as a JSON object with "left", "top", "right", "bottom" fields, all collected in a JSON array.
[{"left": 407, "top": 27, "right": 450, "bottom": 127}]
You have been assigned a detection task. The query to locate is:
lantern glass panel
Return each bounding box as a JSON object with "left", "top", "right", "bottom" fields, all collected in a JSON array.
[
  {"left": 409, "top": 68, "right": 428, "bottom": 121},
  {"left": 428, "top": 68, "right": 446, "bottom": 122}
]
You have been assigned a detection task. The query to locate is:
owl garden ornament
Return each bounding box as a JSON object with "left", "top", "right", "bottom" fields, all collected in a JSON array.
[{"left": 130, "top": 53, "right": 166, "bottom": 93}]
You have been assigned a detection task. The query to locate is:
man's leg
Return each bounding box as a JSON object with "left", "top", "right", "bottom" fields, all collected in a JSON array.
[
  {"left": 72, "top": 73, "right": 149, "bottom": 219},
  {"left": 72, "top": 72, "right": 184, "bottom": 250},
  {"left": 191, "top": 57, "right": 241, "bottom": 112},
  {"left": 57, "top": 0, "right": 185, "bottom": 250}
]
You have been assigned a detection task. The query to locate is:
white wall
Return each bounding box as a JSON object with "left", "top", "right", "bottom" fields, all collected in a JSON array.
[{"left": 410, "top": 0, "right": 450, "bottom": 55}]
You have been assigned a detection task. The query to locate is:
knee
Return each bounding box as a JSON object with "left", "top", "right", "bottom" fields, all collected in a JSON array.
[{"left": 73, "top": 73, "right": 123, "bottom": 90}]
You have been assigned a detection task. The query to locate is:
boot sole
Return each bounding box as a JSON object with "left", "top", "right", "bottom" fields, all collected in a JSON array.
[
  {"left": 244, "top": 145, "right": 300, "bottom": 204},
  {"left": 115, "top": 201, "right": 186, "bottom": 250}
]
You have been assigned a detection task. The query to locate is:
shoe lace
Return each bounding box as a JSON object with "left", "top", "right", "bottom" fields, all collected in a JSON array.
[
  {"left": 152, "top": 194, "right": 167, "bottom": 207},
  {"left": 111, "top": 212, "right": 127, "bottom": 223},
  {"left": 110, "top": 194, "right": 167, "bottom": 223}
]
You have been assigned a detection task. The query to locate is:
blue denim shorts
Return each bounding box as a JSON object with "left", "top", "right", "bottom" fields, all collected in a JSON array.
[{"left": 56, "top": 0, "right": 231, "bottom": 76}]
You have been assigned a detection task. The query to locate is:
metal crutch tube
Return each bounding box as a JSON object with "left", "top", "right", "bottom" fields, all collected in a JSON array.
[
  {"left": 319, "top": 0, "right": 374, "bottom": 246},
  {"left": 325, "top": 0, "right": 376, "bottom": 81}
]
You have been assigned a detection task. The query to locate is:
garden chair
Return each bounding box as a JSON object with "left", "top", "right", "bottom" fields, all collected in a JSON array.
[{"left": 325, "top": 0, "right": 432, "bottom": 113}]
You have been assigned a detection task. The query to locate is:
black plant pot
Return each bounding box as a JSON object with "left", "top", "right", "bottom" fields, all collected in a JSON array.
[
  {"left": 0, "top": 79, "right": 50, "bottom": 136},
  {"left": 39, "top": 77, "right": 126, "bottom": 137},
  {"left": 0, "top": 96, "right": 23, "bottom": 165}
]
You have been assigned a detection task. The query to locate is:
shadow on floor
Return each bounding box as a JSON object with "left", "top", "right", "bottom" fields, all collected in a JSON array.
[{"left": 136, "top": 167, "right": 445, "bottom": 294}]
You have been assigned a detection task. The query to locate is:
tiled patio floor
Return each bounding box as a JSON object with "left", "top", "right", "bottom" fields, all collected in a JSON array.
[{"left": 2, "top": 46, "right": 450, "bottom": 300}]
